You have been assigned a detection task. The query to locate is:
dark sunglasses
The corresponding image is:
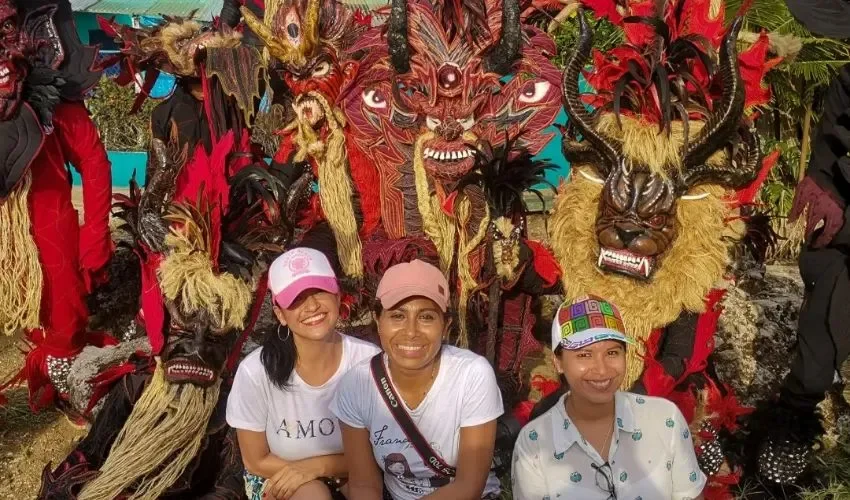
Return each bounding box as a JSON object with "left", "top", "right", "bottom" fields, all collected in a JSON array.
[{"left": 591, "top": 462, "right": 617, "bottom": 500}]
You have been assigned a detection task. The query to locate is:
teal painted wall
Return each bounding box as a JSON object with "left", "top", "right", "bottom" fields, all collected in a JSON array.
[
  {"left": 70, "top": 151, "right": 147, "bottom": 187},
  {"left": 73, "top": 12, "right": 133, "bottom": 45}
]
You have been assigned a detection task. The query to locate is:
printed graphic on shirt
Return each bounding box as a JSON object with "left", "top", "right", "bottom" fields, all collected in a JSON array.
[
  {"left": 374, "top": 426, "right": 451, "bottom": 496},
  {"left": 275, "top": 417, "right": 338, "bottom": 439}
]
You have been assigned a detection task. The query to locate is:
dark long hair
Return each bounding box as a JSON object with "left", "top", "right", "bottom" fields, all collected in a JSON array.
[
  {"left": 260, "top": 324, "right": 298, "bottom": 389},
  {"left": 529, "top": 345, "right": 568, "bottom": 421}
]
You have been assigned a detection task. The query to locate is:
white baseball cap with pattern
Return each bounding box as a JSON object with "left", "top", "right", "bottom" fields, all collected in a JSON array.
[{"left": 268, "top": 247, "right": 339, "bottom": 309}]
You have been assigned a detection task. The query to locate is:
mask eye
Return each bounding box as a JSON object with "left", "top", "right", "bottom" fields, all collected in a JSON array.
[
  {"left": 1, "top": 20, "right": 13, "bottom": 33},
  {"left": 648, "top": 214, "right": 667, "bottom": 228},
  {"left": 312, "top": 61, "right": 331, "bottom": 77},
  {"left": 458, "top": 115, "right": 474, "bottom": 130},
  {"left": 362, "top": 88, "right": 387, "bottom": 109},
  {"left": 518, "top": 81, "right": 552, "bottom": 104}
]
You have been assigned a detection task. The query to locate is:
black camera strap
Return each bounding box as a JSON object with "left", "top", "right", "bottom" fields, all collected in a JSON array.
[{"left": 370, "top": 354, "right": 456, "bottom": 478}]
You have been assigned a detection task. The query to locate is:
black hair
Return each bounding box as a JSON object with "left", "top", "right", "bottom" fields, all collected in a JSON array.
[
  {"left": 529, "top": 345, "right": 569, "bottom": 421},
  {"left": 260, "top": 323, "right": 297, "bottom": 390}
]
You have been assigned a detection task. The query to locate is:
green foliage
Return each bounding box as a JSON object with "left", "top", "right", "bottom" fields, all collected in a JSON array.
[
  {"left": 86, "top": 76, "right": 156, "bottom": 152},
  {"left": 727, "top": 0, "right": 850, "bottom": 88},
  {"left": 727, "top": 0, "right": 850, "bottom": 259},
  {"left": 549, "top": 11, "right": 624, "bottom": 69}
]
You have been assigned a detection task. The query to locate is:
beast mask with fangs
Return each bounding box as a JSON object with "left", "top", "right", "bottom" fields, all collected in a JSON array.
[
  {"left": 343, "top": 0, "right": 561, "bottom": 225},
  {"left": 561, "top": 11, "right": 760, "bottom": 281},
  {"left": 550, "top": 3, "right": 778, "bottom": 389},
  {"left": 160, "top": 302, "right": 237, "bottom": 387}
]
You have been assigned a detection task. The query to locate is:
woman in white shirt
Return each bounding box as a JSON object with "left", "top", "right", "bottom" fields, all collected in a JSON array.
[
  {"left": 330, "top": 259, "right": 504, "bottom": 500},
  {"left": 512, "top": 295, "right": 706, "bottom": 500},
  {"left": 227, "top": 247, "right": 380, "bottom": 500}
]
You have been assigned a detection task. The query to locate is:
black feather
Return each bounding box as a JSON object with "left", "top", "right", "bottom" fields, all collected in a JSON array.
[
  {"left": 738, "top": 205, "right": 781, "bottom": 264},
  {"left": 454, "top": 136, "right": 556, "bottom": 217}
]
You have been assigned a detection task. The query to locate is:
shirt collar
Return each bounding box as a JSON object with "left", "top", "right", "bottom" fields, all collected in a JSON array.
[{"left": 551, "top": 391, "right": 636, "bottom": 455}]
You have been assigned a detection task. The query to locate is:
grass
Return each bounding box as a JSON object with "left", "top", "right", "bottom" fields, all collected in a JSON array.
[{"left": 801, "top": 434, "right": 850, "bottom": 499}]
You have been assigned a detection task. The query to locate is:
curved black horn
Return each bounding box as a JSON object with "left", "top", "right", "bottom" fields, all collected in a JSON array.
[
  {"left": 676, "top": 125, "right": 761, "bottom": 193},
  {"left": 388, "top": 0, "right": 410, "bottom": 73},
  {"left": 680, "top": 17, "right": 745, "bottom": 169},
  {"left": 561, "top": 9, "right": 622, "bottom": 175},
  {"left": 483, "top": 0, "right": 521, "bottom": 75}
]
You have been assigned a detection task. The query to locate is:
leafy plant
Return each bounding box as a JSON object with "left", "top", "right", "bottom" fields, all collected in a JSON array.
[
  {"left": 86, "top": 76, "right": 157, "bottom": 151},
  {"left": 549, "top": 10, "right": 624, "bottom": 69}
]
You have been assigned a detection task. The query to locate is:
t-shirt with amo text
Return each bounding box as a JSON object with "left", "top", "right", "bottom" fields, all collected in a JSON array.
[
  {"left": 329, "top": 345, "right": 504, "bottom": 500},
  {"left": 226, "top": 333, "right": 380, "bottom": 461}
]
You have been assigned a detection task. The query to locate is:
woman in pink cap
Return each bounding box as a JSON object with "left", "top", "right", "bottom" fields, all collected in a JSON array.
[
  {"left": 330, "top": 260, "right": 504, "bottom": 500},
  {"left": 227, "top": 247, "right": 381, "bottom": 500}
]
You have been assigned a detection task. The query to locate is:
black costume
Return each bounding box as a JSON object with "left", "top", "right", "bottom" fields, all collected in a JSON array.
[{"left": 753, "top": 62, "right": 850, "bottom": 485}]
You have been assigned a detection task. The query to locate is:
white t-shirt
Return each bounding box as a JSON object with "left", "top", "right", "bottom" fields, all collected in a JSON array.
[
  {"left": 226, "top": 333, "right": 381, "bottom": 462},
  {"left": 511, "top": 391, "right": 707, "bottom": 500},
  {"left": 329, "top": 345, "right": 504, "bottom": 500}
]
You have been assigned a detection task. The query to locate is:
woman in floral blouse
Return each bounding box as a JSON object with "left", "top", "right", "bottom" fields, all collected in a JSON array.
[{"left": 511, "top": 295, "right": 705, "bottom": 500}]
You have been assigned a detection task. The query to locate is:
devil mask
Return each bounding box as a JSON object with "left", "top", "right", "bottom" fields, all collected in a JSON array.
[
  {"left": 343, "top": 0, "right": 561, "bottom": 189},
  {"left": 242, "top": 0, "right": 363, "bottom": 134},
  {"left": 0, "top": 1, "right": 28, "bottom": 120}
]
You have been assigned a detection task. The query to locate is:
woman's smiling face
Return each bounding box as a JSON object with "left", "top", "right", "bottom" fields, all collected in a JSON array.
[
  {"left": 376, "top": 297, "right": 449, "bottom": 371},
  {"left": 555, "top": 340, "right": 626, "bottom": 404},
  {"left": 274, "top": 288, "right": 340, "bottom": 341}
]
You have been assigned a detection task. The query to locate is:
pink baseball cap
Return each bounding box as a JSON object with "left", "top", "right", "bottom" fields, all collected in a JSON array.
[
  {"left": 268, "top": 247, "right": 339, "bottom": 309},
  {"left": 376, "top": 260, "right": 450, "bottom": 312}
]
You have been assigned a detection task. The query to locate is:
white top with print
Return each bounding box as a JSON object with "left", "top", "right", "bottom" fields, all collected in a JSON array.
[
  {"left": 511, "top": 391, "right": 706, "bottom": 500},
  {"left": 226, "top": 333, "right": 381, "bottom": 461},
  {"left": 329, "top": 345, "right": 504, "bottom": 500}
]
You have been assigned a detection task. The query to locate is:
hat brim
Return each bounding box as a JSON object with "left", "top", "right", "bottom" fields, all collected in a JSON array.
[
  {"left": 273, "top": 276, "right": 339, "bottom": 309},
  {"left": 379, "top": 285, "right": 448, "bottom": 312},
  {"left": 555, "top": 328, "right": 633, "bottom": 351},
  {"left": 785, "top": 0, "right": 850, "bottom": 38}
]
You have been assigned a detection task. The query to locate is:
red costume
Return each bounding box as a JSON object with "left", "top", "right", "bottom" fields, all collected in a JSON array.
[{"left": 0, "top": 0, "right": 113, "bottom": 409}]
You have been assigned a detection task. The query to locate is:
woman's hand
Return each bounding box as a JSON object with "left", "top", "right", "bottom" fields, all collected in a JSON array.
[{"left": 263, "top": 462, "right": 321, "bottom": 499}]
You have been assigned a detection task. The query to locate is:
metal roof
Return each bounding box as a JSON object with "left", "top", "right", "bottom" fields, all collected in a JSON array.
[{"left": 71, "top": 0, "right": 224, "bottom": 20}]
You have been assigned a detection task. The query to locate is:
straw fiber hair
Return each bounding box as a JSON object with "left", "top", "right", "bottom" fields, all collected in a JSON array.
[
  {"left": 284, "top": 91, "right": 363, "bottom": 278},
  {"left": 151, "top": 21, "right": 242, "bottom": 77},
  {"left": 594, "top": 114, "right": 712, "bottom": 174},
  {"left": 158, "top": 203, "right": 254, "bottom": 332},
  {"left": 0, "top": 172, "right": 42, "bottom": 335},
  {"left": 78, "top": 362, "right": 222, "bottom": 500}
]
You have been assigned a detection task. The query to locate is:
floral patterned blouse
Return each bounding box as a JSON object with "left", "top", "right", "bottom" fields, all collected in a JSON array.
[{"left": 511, "top": 391, "right": 706, "bottom": 500}]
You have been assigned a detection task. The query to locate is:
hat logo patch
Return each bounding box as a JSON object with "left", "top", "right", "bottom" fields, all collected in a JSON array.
[{"left": 289, "top": 255, "right": 311, "bottom": 276}]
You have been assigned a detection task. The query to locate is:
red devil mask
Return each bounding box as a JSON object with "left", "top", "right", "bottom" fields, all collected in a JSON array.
[{"left": 0, "top": 1, "right": 29, "bottom": 121}]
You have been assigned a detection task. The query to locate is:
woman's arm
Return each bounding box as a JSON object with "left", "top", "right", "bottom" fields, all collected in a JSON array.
[
  {"left": 295, "top": 453, "right": 348, "bottom": 478},
  {"left": 422, "top": 420, "right": 497, "bottom": 500},
  {"left": 235, "top": 429, "right": 289, "bottom": 477},
  {"left": 341, "top": 424, "right": 383, "bottom": 500}
]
